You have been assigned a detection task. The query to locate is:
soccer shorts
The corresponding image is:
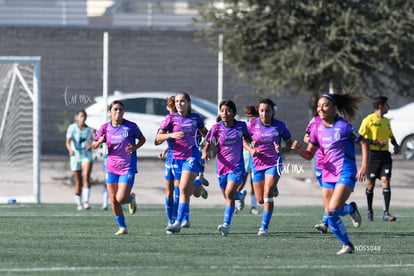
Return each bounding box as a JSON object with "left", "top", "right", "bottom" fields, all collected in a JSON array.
[
  {"left": 70, "top": 153, "right": 93, "bottom": 171},
  {"left": 217, "top": 162, "right": 246, "bottom": 190},
  {"left": 367, "top": 150, "right": 392, "bottom": 180},
  {"left": 252, "top": 164, "right": 282, "bottom": 183},
  {"left": 106, "top": 171, "right": 136, "bottom": 186}
]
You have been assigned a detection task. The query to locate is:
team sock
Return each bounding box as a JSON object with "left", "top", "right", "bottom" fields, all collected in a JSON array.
[
  {"left": 327, "top": 213, "right": 350, "bottom": 245},
  {"left": 223, "top": 206, "right": 235, "bottom": 225},
  {"left": 366, "top": 188, "right": 374, "bottom": 211},
  {"left": 165, "top": 197, "right": 174, "bottom": 224},
  {"left": 176, "top": 202, "right": 189, "bottom": 224},
  {"left": 251, "top": 194, "right": 257, "bottom": 209},
  {"left": 173, "top": 185, "right": 180, "bottom": 220},
  {"left": 261, "top": 210, "right": 273, "bottom": 230},
  {"left": 75, "top": 194, "right": 82, "bottom": 206},
  {"left": 383, "top": 188, "right": 391, "bottom": 213},
  {"left": 337, "top": 203, "right": 354, "bottom": 216},
  {"left": 83, "top": 188, "right": 90, "bottom": 204},
  {"left": 322, "top": 211, "right": 328, "bottom": 224},
  {"left": 115, "top": 214, "right": 127, "bottom": 228}
]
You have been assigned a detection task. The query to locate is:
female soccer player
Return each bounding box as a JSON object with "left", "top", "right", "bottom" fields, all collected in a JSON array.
[
  {"left": 156, "top": 91, "right": 208, "bottom": 234},
  {"left": 65, "top": 109, "right": 94, "bottom": 211},
  {"left": 245, "top": 98, "right": 292, "bottom": 236},
  {"left": 202, "top": 100, "right": 252, "bottom": 236},
  {"left": 291, "top": 93, "right": 369, "bottom": 254},
  {"left": 92, "top": 100, "right": 146, "bottom": 235}
]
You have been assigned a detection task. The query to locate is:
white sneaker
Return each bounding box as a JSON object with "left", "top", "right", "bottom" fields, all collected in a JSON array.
[
  {"left": 257, "top": 227, "right": 268, "bottom": 236},
  {"left": 77, "top": 205, "right": 83, "bottom": 211},
  {"left": 218, "top": 223, "right": 230, "bottom": 236},
  {"left": 181, "top": 220, "right": 191, "bottom": 228},
  {"left": 83, "top": 202, "right": 90, "bottom": 210},
  {"left": 115, "top": 227, "right": 128, "bottom": 236},
  {"left": 336, "top": 243, "right": 355, "bottom": 255},
  {"left": 250, "top": 207, "right": 260, "bottom": 215},
  {"left": 129, "top": 192, "right": 137, "bottom": 214},
  {"left": 350, "top": 202, "right": 361, "bottom": 228}
]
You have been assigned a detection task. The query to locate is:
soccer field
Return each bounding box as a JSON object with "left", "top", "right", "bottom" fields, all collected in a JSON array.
[{"left": 1, "top": 204, "right": 413, "bottom": 276}]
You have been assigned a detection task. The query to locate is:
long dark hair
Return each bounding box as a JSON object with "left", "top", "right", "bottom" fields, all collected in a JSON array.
[{"left": 321, "top": 91, "right": 364, "bottom": 122}]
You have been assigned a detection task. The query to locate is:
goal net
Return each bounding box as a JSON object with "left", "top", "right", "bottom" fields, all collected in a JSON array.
[{"left": 0, "top": 57, "right": 41, "bottom": 204}]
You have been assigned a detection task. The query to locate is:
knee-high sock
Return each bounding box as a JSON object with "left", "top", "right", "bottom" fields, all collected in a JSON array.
[
  {"left": 173, "top": 185, "right": 180, "bottom": 220},
  {"left": 336, "top": 203, "right": 354, "bottom": 216},
  {"left": 383, "top": 188, "right": 391, "bottom": 213},
  {"left": 176, "top": 202, "right": 189, "bottom": 224},
  {"left": 261, "top": 210, "right": 273, "bottom": 230},
  {"left": 223, "top": 206, "right": 235, "bottom": 225},
  {"left": 322, "top": 211, "right": 329, "bottom": 224},
  {"left": 115, "top": 214, "right": 126, "bottom": 228},
  {"left": 165, "top": 197, "right": 174, "bottom": 224},
  {"left": 83, "top": 188, "right": 90, "bottom": 203},
  {"left": 328, "top": 212, "right": 350, "bottom": 245},
  {"left": 366, "top": 189, "right": 374, "bottom": 211}
]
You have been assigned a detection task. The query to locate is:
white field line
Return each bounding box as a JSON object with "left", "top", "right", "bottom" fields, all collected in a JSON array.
[{"left": 1, "top": 263, "right": 414, "bottom": 273}]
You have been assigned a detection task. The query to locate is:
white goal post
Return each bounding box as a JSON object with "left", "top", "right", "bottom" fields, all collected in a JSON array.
[{"left": 0, "top": 56, "right": 41, "bottom": 204}]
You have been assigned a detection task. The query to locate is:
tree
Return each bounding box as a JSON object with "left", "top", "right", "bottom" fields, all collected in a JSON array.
[{"left": 195, "top": 0, "right": 414, "bottom": 112}]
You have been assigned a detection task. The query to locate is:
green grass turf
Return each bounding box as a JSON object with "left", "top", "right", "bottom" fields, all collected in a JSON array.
[{"left": 0, "top": 204, "right": 413, "bottom": 275}]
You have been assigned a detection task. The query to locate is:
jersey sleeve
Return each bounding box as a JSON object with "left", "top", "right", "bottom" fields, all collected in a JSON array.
[
  {"left": 205, "top": 123, "right": 217, "bottom": 143},
  {"left": 159, "top": 114, "right": 173, "bottom": 131},
  {"left": 66, "top": 124, "right": 74, "bottom": 139},
  {"left": 358, "top": 117, "right": 370, "bottom": 138},
  {"left": 94, "top": 123, "right": 106, "bottom": 141}
]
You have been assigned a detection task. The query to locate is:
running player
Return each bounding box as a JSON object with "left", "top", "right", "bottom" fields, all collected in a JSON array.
[
  {"left": 156, "top": 92, "right": 208, "bottom": 234},
  {"left": 65, "top": 109, "right": 94, "bottom": 211},
  {"left": 358, "top": 96, "right": 400, "bottom": 221},
  {"left": 245, "top": 98, "right": 292, "bottom": 236},
  {"left": 91, "top": 100, "right": 146, "bottom": 235},
  {"left": 202, "top": 100, "right": 252, "bottom": 236},
  {"left": 291, "top": 92, "right": 369, "bottom": 254}
]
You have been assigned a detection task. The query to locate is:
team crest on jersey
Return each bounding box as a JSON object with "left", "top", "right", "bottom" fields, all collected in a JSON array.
[
  {"left": 238, "top": 130, "right": 243, "bottom": 137},
  {"left": 274, "top": 129, "right": 279, "bottom": 137},
  {"left": 192, "top": 119, "right": 197, "bottom": 127},
  {"left": 123, "top": 128, "right": 129, "bottom": 138},
  {"left": 334, "top": 129, "right": 341, "bottom": 141}
]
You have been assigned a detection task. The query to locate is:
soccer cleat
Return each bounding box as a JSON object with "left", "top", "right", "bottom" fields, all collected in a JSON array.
[
  {"left": 83, "top": 202, "right": 91, "bottom": 210},
  {"left": 314, "top": 222, "right": 328, "bottom": 234},
  {"left": 382, "top": 212, "right": 396, "bottom": 222},
  {"left": 236, "top": 190, "right": 247, "bottom": 211},
  {"left": 201, "top": 186, "right": 208, "bottom": 199},
  {"left": 350, "top": 202, "right": 361, "bottom": 228},
  {"left": 201, "top": 177, "right": 209, "bottom": 187},
  {"left": 166, "top": 221, "right": 181, "bottom": 233},
  {"left": 77, "top": 205, "right": 83, "bottom": 211},
  {"left": 218, "top": 223, "right": 230, "bottom": 236},
  {"left": 129, "top": 192, "right": 137, "bottom": 214},
  {"left": 274, "top": 186, "right": 279, "bottom": 197},
  {"left": 181, "top": 220, "right": 191, "bottom": 228},
  {"left": 257, "top": 227, "right": 268, "bottom": 236},
  {"left": 115, "top": 227, "right": 128, "bottom": 235},
  {"left": 250, "top": 207, "right": 260, "bottom": 215},
  {"left": 336, "top": 242, "right": 355, "bottom": 255},
  {"left": 366, "top": 210, "right": 374, "bottom": 221}
]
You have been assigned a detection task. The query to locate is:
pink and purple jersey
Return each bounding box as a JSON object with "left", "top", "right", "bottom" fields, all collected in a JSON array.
[
  {"left": 206, "top": 120, "right": 250, "bottom": 175},
  {"left": 309, "top": 117, "right": 360, "bottom": 183},
  {"left": 306, "top": 116, "right": 324, "bottom": 170},
  {"left": 159, "top": 112, "right": 205, "bottom": 160},
  {"left": 248, "top": 117, "right": 291, "bottom": 171},
  {"left": 95, "top": 119, "right": 143, "bottom": 175}
]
